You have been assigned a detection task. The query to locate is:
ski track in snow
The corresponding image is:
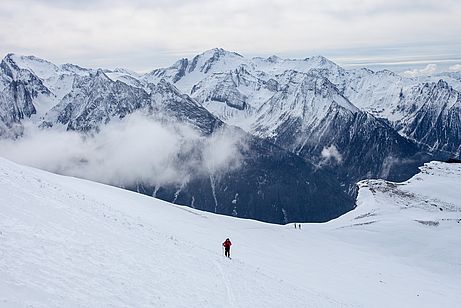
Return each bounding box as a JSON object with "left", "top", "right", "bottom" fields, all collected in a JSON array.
[
  {"left": 0, "top": 158, "right": 460, "bottom": 307},
  {"left": 212, "top": 259, "right": 236, "bottom": 307}
]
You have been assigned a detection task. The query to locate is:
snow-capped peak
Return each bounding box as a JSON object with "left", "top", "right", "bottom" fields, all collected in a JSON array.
[
  {"left": 92, "top": 68, "right": 111, "bottom": 79},
  {"left": 197, "top": 47, "right": 244, "bottom": 60},
  {"left": 151, "top": 78, "right": 183, "bottom": 96},
  {"left": 304, "top": 55, "right": 336, "bottom": 67},
  {"left": 2, "top": 53, "right": 60, "bottom": 80},
  {"left": 60, "top": 63, "right": 91, "bottom": 75},
  {"left": 187, "top": 47, "right": 245, "bottom": 75},
  {"left": 111, "top": 67, "right": 141, "bottom": 77},
  {"left": 266, "top": 55, "right": 282, "bottom": 63}
]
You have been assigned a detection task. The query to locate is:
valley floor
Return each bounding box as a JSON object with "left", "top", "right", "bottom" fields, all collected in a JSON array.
[{"left": 0, "top": 158, "right": 460, "bottom": 307}]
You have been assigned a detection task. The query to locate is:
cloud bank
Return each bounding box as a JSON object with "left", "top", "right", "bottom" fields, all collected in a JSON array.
[
  {"left": 402, "top": 64, "right": 438, "bottom": 77},
  {"left": 448, "top": 64, "right": 461, "bottom": 72},
  {"left": 0, "top": 113, "right": 246, "bottom": 188}
]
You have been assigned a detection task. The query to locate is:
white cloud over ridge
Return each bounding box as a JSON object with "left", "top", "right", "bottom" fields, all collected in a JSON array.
[
  {"left": 320, "top": 145, "right": 343, "bottom": 165},
  {"left": 0, "top": 113, "right": 246, "bottom": 188},
  {"left": 402, "top": 64, "right": 438, "bottom": 77},
  {"left": 448, "top": 64, "right": 461, "bottom": 72}
]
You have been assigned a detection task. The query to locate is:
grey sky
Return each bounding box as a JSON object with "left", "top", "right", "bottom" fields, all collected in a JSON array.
[{"left": 1, "top": 0, "right": 460, "bottom": 73}]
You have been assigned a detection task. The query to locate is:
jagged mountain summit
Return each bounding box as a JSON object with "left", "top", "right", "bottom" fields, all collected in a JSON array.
[{"left": 0, "top": 49, "right": 459, "bottom": 223}]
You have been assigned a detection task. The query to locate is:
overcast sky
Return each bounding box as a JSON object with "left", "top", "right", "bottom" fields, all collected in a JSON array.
[{"left": 1, "top": 0, "right": 460, "bottom": 73}]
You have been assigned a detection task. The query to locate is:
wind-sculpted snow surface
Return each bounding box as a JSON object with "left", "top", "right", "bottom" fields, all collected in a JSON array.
[{"left": 0, "top": 158, "right": 460, "bottom": 307}]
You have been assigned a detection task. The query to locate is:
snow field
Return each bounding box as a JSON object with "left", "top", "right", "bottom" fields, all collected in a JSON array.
[{"left": 1, "top": 158, "right": 460, "bottom": 307}]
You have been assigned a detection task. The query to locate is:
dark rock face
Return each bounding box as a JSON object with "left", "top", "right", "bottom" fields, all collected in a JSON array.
[
  {"left": 1, "top": 81, "right": 36, "bottom": 121},
  {"left": 0, "top": 55, "right": 50, "bottom": 136},
  {"left": 398, "top": 81, "right": 461, "bottom": 155},
  {"left": 148, "top": 80, "right": 223, "bottom": 135},
  {"left": 51, "top": 71, "right": 150, "bottom": 132},
  {"left": 295, "top": 109, "right": 423, "bottom": 184},
  {"left": 206, "top": 75, "right": 248, "bottom": 110},
  {"left": 135, "top": 132, "right": 355, "bottom": 224},
  {"left": 172, "top": 59, "right": 189, "bottom": 83}
]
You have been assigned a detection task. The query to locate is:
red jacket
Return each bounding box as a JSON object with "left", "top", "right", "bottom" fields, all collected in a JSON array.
[{"left": 223, "top": 239, "right": 232, "bottom": 248}]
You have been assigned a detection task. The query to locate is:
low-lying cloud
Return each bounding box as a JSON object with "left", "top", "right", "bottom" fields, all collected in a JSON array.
[
  {"left": 402, "top": 63, "right": 438, "bottom": 77},
  {"left": 448, "top": 64, "right": 461, "bottom": 72},
  {"left": 320, "top": 145, "right": 343, "bottom": 165},
  {"left": 0, "top": 113, "right": 246, "bottom": 188}
]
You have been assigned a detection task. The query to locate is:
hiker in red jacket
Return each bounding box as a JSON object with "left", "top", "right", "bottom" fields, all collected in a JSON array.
[{"left": 223, "top": 238, "right": 232, "bottom": 258}]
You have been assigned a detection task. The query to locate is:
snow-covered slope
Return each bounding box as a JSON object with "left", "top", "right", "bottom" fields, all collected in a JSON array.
[
  {"left": 347, "top": 161, "right": 461, "bottom": 224},
  {"left": 1, "top": 158, "right": 460, "bottom": 307}
]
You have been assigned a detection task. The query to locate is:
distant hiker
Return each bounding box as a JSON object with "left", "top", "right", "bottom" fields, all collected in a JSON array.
[
  {"left": 298, "top": 224, "right": 302, "bottom": 229},
  {"left": 294, "top": 223, "right": 297, "bottom": 229},
  {"left": 223, "top": 238, "right": 232, "bottom": 258}
]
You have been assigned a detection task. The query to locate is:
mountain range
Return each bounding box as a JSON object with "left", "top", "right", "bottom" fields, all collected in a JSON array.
[{"left": 0, "top": 48, "right": 459, "bottom": 223}]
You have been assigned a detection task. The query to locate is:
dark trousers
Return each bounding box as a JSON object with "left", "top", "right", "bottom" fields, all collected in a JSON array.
[{"left": 224, "top": 247, "right": 230, "bottom": 257}]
